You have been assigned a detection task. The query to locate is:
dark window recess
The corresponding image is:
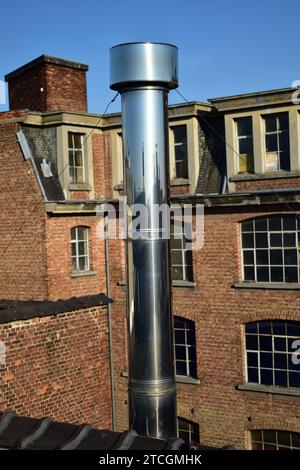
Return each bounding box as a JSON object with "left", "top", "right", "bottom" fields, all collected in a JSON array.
[
  {"left": 174, "top": 316, "right": 197, "bottom": 378},
  {"left": 251, "top": 430, "right": 300, "bottom": 450},
  {"left": 236, "top": 117, "right": 254, "bottom": 173},
  {"left": 241, "top": 216, "right": 300, "bottom": 283},
  {"left": 177, "top": 417, "right": 200, "bottom": 445},
  {"left": 173, "top": 125, "right": 188, "bottom": 179},
  {"left": 245, "top": 320, "right": 300, "bottom": 388},
  {"left": 264, "top": 112, "right": 290, "bottom": 172}
]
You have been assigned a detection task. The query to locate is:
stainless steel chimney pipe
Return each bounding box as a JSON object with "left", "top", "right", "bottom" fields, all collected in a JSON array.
[{"left": 110, "top": 42, "right": 178, "bottom": 439}]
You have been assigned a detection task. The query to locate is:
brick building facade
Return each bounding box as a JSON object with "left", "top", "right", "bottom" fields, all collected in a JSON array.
[{"left": 0, "top": 54, "right": 300, "bottom": 449}]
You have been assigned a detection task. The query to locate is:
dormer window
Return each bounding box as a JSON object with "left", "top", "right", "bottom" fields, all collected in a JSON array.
[
  {"left": 68, "top": 132, "right": 85, "bottom": 183},
  {"left": 235, "top": 117, "right": 254, "bottom": 173},
  {"left": 172, "top": 125, "right": 188, "bottom": 179},
  {"left": 263, "top": 112, "right": 290, "bottom": 172}
]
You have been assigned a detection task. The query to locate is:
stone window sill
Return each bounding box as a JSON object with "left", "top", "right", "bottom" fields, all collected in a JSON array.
[
  {"left": 70, "top": 270, "right": 97, "bottom": 278},
  {"left": 233, "top": 282, "right": 300, "bottom": 290},
  {"left": 69, "top": 183, "right": 92, "bottom": 191},
  {"left": 230, "top": 171, "right": 300, "bottom": 182},
  {"left": 117, "top": 279, "right": 196, "bottom": 288},
  {"left": 121, "top": 371, "right": 200, "bottom": 385},
  {"left": 170, "top": 178, "right": 190, "bottom": 186},
  {"left": 173, "top": 280, "right": 196, "bottom": 288},
  {"left": 175, "top": 375, "right": 200, "bottom": 385},
  {"left": 236, "top": 383, "right": 300, "bottom": 397}
]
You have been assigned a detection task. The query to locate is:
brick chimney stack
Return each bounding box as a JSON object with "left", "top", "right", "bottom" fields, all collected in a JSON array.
[{"left": 5, "top": 55, "right": 89, "bottom": 113}]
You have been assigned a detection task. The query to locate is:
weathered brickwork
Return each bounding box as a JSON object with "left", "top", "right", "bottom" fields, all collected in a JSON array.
[
  {"left": 1, "top": 55, "right": 300, "bottom": 448},
  {"left": 110, "top": 205, "right": 300, "bottom": 448},
  {"left": 92, "top": 133, "right": 113, "bottom": 199},
  {"left": 0, "top": 307, "right": 112, "bottom": 428},
  {"left": 7, "top": 62, "right": 87, "bottom": 113},
  {"left": 0, "top": 118, "right": 48, "bottom": 300},
  {"left": 235, "top": 177, "right": 300, "bottom": 192},
  {"left": 170, "top": 185, "right": 190, "bottom": 196},
  {"left": 45, "top": 215, "right": 107, "bottom": 301}
]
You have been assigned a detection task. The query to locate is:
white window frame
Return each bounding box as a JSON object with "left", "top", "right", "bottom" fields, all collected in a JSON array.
[
  {"left": 71, "top": 226, "right": 90, "bottom": 272},
  {"left": 174, "top": 316, "right": 197, "bottom": 378},
  {"left": 68, "top": 132, "right": 86, "bottom": 184},
  {"left": 171, "top": 221, "right": 193, "bottom": 282}
]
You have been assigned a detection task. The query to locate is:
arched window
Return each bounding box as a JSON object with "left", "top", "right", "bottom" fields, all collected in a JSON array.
[
  {"left": 71, "top": 226, "right": 90, "bottom": 272},
  {"left": 174, "top": 316, "right": 197, "bottom": 378},
  {"left": 241, "top": 216, "right": 300, "bottom": 283},
  {"left": 177, "top": 417, "right": 200, "bottom": 445},
  {"left": 251, "top": 430, "right": 300, "bottom": 450},
  {"left": 245, "top": 321, "right": 300, "bottom": 388}
]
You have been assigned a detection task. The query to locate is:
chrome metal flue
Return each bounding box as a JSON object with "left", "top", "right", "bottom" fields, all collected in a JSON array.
[{"left": 110, "top": 42, "right": 178, "bottom": 439}]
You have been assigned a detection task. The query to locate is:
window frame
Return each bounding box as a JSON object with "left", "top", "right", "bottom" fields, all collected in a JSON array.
[
  {"left": 71, "top": 226, "right": 90, "bottom": 273},
  {"left": 177, "top": 417, "right": 200, "bottom": 445},
  {"left": 263, "top": 112, "right": 290, "bottom": 172},
  {"left": 240, "top": 216, "right": 300, "bottom": 284},
  {"left": 174, "top": 316, "right": 197, "bottom": 379},
  {"left": 171, "top": 125, "right": 189, "bottom": 179},
  {"left": 244, "top": 320, "right": 300, "bottom": 389},
  {"left": 68, "top": 132, "right": 86, "bottom": 184},
  {"left": 235, "top": 116, "right": 254, "bottom": 174},
  {"left": 171, "top": 220, "right": 193, "bottom": 282},
  {"left": 250, "top": 429, "right": 300, "bottom": 450}
]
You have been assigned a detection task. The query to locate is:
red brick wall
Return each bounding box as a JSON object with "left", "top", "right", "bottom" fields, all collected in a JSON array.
[
  {"left": 92, "top": 134, "right": 113, "bottom": 199},
  {"left": 0, "top": 307, "right": 112, "bottom": 428},
  {"left": 45, "top": 215, "right": 107, "bottom": 301},
  {"left": 235, "top": 177, "right": 300, "bottom": 192},
  {"left": 69, "top": 191, "right": 90, "bottom": 200},
  {"left": 170, "top": 185, "right": 190, "bottom": 196},
  {"left": 111, "top": 205, "right": 300, "bottom": 448},
  {"left": 7, "top": 63, "right": 87, "bottom": 113},
  {"left": 106, "top": 235, "right": 128, "bottom": 430},
  {"left": 0, "top": 119, "right": 48, "bottom": 300}
]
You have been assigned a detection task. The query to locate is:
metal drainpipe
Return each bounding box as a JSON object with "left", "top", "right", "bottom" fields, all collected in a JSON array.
[
  {"left": 104, "top": 214, "right": 116, "bottom": 431},
  {"left": 110, "top": 42, "right": 178, "bottom": 439}
]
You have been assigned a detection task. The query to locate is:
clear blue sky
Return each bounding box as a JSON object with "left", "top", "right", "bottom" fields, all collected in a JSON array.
[{"left": 1, "top": 0, "right": 299, "bottom": 114}]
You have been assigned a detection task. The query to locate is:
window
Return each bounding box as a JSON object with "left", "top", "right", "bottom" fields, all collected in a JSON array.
[
  {"left": 245, "top": 320, "right": 300, "bottom": 388},
  {"left": 68, "top": 132, "right": 85, "bottom": 183},
  {"left": 264, "top": 113, "right": 290, "bottom": 171},
  {"left": 171, "top": 221, "right": 193, "bottom": 282},
  {"left": 71, "top": 227, "right": 90, "bottom": 272},
  {"left": 241, "top": 216, "right": 300, "bottom": 283},
  {"left": 251, "top": 430, "right": 300, "bottom": 450},
  {"left": 174, "top": 316, "right": 197, "bottom": 378},
  {"left": 236, "top": 117, "right": 254, "bottom": 173},
  {"left": 177, "top": 417, "right": 200, "bottom": 445},
  {"left": 172, "top": 125, "right": 188, "bottom": 179},
  {"left": 118, "top": 133, "right": 124, "bottom": 185}
]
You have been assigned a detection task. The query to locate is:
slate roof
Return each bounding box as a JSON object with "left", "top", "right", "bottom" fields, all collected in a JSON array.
[
  {"left": 0, "top": 411, "right": 188, "bottom": 450},
  {"left": 22, "top": 126, "right": 65, "bottom": 202},
  {"left": 0, "top": 293, "right": 111, "bottom": 324},
  {"left": 196, "top": 111, "right": 227, "bottom": 195}
]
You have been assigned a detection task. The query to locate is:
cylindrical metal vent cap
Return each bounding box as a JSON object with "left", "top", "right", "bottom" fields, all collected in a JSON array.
[{"left": 110, "top": 42, "right": 178, "bottom": 91}]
